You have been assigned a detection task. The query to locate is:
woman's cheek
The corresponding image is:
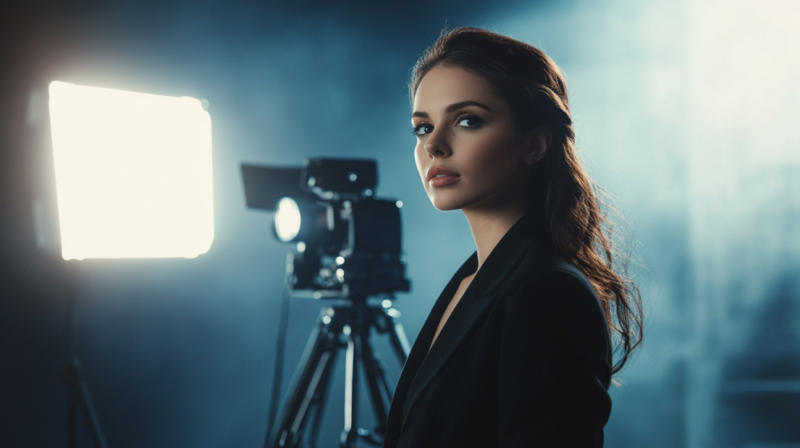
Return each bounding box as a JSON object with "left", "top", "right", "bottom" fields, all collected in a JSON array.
[{"left": 414, "top": 146, "right": 427, "bottom": 187}]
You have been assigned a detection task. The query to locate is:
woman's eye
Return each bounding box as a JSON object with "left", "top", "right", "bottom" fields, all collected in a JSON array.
[
  {"left": 413, "top": 123, "right": 433, "bottom": 136},
  {"left": 456, "top": 114, "right": 483, "bottom": 128}
]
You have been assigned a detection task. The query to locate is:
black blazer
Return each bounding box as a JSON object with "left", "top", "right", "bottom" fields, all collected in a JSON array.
[{"left": 384, "top": 212, "right": 613, "bottom": 448}]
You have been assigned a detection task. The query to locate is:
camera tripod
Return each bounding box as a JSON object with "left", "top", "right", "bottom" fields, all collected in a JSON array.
[{"left": 266, "top": 296, "right": 410, "bottom": 448}]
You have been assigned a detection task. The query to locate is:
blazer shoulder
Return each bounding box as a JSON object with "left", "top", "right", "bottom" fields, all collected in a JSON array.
[
  {"left": 507, "top": 244, "right": 598, "bottom": 301},
  {"left": 510, "top": 264, "right": 602, "bottom": 314},
  {"left": 501, "top": 251, "right": 610, "bottom": 340}
]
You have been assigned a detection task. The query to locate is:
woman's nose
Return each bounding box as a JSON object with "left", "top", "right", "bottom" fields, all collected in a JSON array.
[{"left": 424, "top": 129, "right": 452, "bottom": 158}]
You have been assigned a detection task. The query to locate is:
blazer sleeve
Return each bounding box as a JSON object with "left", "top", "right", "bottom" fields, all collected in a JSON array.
[{"left": 497, "top": 269, "right": 613, "bottom": 447}]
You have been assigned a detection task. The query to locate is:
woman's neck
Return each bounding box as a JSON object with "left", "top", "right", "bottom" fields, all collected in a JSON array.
[{"left": 462, "top": 193, "right": 529, "bottom": 271}]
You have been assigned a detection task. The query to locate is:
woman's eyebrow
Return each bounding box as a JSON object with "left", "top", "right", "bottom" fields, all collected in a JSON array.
[
  {"left": 411, "top": 100, "right": 493, "bottom": 118},
  {"left": 446, "top": 100, "right": 492, "bottom": 113}
]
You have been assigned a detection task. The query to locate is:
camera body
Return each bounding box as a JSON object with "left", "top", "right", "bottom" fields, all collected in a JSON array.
[{"left": 242, "top": 158, "right": 410, "bottom": 297}]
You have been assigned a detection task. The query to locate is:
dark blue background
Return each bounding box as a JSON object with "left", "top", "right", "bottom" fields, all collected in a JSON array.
[{"left": 2, "top": 1, "right": 799, "bottom": 447}]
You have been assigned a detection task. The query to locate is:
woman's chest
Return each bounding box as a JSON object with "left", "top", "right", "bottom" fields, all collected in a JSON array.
[{"left": 430, "top": 273, "right": 476, "bottom": 350}]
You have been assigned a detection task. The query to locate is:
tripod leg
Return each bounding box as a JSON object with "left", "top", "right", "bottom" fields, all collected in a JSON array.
[
  {"left": 268, "top": 312, "right": 339, "bottom": 448},
  {"left": 79, "top": 378, "right": 110, "bottom": 448},
  {"left": 386, "top": 312, "right": 410, "bottom": 364},
  {"left": 69, "top": 358, "right": 109, "bottom": 448},
  {"left": 339, "top": 325, "right": 360, "bottom": 448},
  {"left": 307, "top": 348, "right": 337, "bottom": 448},
  {"left": 360, "top": 336, "right": 389, "bottom": 441},
  {"left": 376, "top": 365, "right": 394, "bottom": 417}
]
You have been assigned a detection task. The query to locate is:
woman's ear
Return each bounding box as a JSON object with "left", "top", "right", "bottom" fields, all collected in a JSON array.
[{"left": 523, "top": 125, "right": 552, "bottom": 165}]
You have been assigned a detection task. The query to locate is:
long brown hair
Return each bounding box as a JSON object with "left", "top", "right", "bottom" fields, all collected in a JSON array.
[{"left": 410, "top": 27, "right": 643, "bottom": 375}]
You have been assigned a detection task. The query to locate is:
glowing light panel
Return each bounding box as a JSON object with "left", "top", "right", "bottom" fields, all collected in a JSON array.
[
  {"left": 275, "top": 197, "right": 301, "bottom": 242},
  {"left": 48, "top": 81, "right": 214, "bottom": 260}
]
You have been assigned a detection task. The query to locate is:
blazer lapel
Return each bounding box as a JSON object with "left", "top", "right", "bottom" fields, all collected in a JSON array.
[
  {"left": 387, "top": 253, "right": 478, "bottom": 436},
  {"left": 401, "top": 281, "right": 495, "bottom": 424},
  {"left": 400, "top": 213, "right": 548, "bottom": 426}
]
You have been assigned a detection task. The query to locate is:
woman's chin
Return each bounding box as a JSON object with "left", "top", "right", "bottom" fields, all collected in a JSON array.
[
  {"left": 433, "top": 205, "right": 460, "bottom": 212},
  {"left": 429, "top": 197, "right": 467, "bottom": 212}
]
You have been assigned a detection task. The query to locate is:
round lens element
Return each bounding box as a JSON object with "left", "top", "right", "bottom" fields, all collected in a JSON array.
[{"left": 275, "top": 197, "right": 301, "bottom": 242}]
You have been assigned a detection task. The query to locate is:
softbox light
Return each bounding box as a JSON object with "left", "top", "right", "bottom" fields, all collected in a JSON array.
[{"left": 48, "top": 81, "right": 214, "bottom": 260}]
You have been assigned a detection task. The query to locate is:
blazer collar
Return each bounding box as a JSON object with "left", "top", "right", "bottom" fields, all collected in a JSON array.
[
  {"left": 399, "top": 211, "right": 550, "bottom": 427},
  {"left": 471, "top": 210, "right": 549, "bottom": 299}
]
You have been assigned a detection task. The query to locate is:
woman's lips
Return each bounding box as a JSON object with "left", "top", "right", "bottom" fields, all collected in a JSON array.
[
  {"left": 427, "top": 166, "right": 461, "bottom": 188},
  {"left": 429, "top": 175, "right": 460, "bottom": 188}
]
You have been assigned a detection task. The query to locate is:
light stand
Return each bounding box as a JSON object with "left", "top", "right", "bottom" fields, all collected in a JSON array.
[
  {"left": 46, "top": 81, "right": 215, "bottom": 448},
  {"left": 64, "top": 261, "right": 109, "bottom": 448},
  {"left": 267, "top": 295, "right": 410, "bottom": 448}
]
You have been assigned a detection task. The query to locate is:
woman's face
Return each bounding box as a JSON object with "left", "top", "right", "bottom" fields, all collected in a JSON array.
[{"left": 411, "top": 64, "right": 541, "bottom": 212}]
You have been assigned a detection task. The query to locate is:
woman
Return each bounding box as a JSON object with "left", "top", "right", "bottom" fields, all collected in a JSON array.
[{"left": 384, "top": 28, "right": 643, "bottom": 447}]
